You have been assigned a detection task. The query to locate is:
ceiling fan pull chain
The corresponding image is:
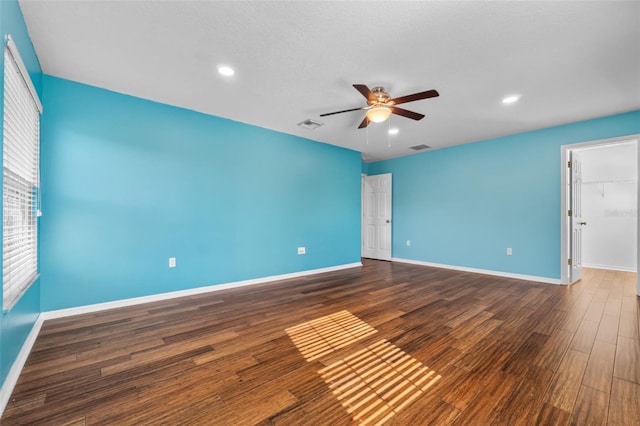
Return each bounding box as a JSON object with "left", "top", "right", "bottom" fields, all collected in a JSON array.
[{"left": 366, "top": 119, "right": 369, "bottom": 145}]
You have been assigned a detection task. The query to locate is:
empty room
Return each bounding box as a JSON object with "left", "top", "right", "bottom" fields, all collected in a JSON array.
[{"left": 1, "top": 1, "right": 639, "bottom": 425}]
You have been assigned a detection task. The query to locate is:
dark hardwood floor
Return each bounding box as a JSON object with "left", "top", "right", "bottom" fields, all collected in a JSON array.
[{"left": 2, "top": 260, "right": 639, "bottom": 425}]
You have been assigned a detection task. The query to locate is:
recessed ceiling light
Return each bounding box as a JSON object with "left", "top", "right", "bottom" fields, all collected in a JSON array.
[
  {"left": 388, "top": 128, "right": 399, "bottom": 135},
  {"left": 218, "top": 65, "right": 235, "bottom": 77},
  {"left": 502, "top": 94, "right": 520, "bottom": 104}
]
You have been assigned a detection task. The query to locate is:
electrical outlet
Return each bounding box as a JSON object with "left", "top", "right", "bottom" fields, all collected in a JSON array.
[
  {"left": 169, "top": 257, "right": 176, "bottom": 268},
  {"left": 506, "top": 248, "right": 512, "bottom": 256},
  {"left": 406, "top": 240, "right": 411, "bottom": 246},
  {"left": 297, "top": 247, "right": 306, "bottom": 255}
]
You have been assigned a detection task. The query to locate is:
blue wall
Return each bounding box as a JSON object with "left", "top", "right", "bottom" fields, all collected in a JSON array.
[
  {"left": 361, "top": 162, "right": 369, "bottom": 175},
  {"left": 368, "top": 110, "right": 640, "bottom": 279},
  {"left": 40, "top": 76, "right": 362, "bottom": 311},
  {"left": 0, "top": 0, "right": 42, "bottom": 391}
]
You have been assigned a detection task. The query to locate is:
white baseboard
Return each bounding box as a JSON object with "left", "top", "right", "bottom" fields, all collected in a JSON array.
[
  {"left": 392, "top": 257, "right": 563, "bottom": 285},
  {"left": 582, "top": 263, "right": 637, "bottom": 273},
  {"left": 0, "top": 315, "right": 44, "bottom": 416},
  {"left": 41, "top": 262, "right": 362, "bottom": 320}
]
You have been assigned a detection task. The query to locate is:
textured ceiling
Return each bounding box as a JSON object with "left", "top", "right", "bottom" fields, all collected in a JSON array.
[{"left": 19, "top": 0, "right": 640, "bottom": 162}]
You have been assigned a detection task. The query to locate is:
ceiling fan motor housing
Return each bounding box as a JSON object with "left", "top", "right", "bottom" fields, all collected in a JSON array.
[{"left": 370, "top": 87, "right": 391, "bottom": 105}]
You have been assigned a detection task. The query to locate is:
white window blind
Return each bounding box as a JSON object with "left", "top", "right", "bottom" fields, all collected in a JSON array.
[{"left": 3, "top": 35, "right": 42, "bottom": 311}]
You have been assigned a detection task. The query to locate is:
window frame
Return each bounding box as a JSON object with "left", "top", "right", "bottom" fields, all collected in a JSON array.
[{"left": 2, "top": 35, "right": 42, "bottom": 312}]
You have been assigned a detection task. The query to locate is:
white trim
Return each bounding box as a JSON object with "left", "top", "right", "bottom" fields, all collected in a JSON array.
[
  {"left": 5, "top": 35, "right": 42, "bottom": 113},
  {"left": 392, "top": 257, "right": 563, "bottom": 285},
  {"left": 361, "top": 173, "right": 366, "bottom": 257},
  {"left": 41, "top": 262, "right": 362, "bottom": 320},
  {"left": 0, "top": 315, "right": 44, "bottom": 416},
  {"left": 582, "top": 263, "right": 637, "bottom": 273},
  {"left": 560, "top": 134, "right": 640, "bottom": 284}
]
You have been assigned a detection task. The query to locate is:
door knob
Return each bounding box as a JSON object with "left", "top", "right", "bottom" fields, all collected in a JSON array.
[{"left": 386, "top": 220, "right": 390, "bottom": 223}]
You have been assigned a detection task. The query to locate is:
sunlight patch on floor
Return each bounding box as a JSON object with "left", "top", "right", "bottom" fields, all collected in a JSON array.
[
  {"left": 319, "top": 339, "right": 441, "bottom": 425},
  {"left": 285, "top": 310, "right": 377, "bottom": 361},
  {"left": 287, "top": 311, "right": 440, "bottom": 425}
]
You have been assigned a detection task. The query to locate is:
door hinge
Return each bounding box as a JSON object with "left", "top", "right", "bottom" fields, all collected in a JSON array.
[
  {"left": 568, "top": 210, "right": 572, "bottom": 217},
  {"left": 568, "top": 258, "right": 572, "bottom": 266},
  {"left": 568, "top": 160, "right": 572, "bottom": 168}
]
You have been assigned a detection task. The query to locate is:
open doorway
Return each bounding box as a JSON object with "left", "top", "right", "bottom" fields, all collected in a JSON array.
[{"left": 561, "top": 135, "right": 639, "bottom": 296}]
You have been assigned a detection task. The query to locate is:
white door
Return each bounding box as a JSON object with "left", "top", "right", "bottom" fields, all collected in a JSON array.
[
  {"left": 569, "top": 151, "right": 585, "bottom": 282},
  {"left": 362, "top": 173, "right": 392, "bottom": 260}
]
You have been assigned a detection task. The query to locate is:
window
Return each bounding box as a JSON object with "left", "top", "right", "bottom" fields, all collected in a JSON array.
[{"left": 2, "top": 36, "right": 42, "bottom": 311}]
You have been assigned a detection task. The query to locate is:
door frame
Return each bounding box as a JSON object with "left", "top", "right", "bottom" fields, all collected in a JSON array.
[
  {"left": 560, "top": 134, "right": 639, "bottom": 286},
  {"left": 361, "top": 173, "right": 365, "bottom": 257}
]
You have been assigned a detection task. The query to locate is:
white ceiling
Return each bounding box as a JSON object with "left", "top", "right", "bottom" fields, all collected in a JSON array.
[{"left": 19, "top": 0, "right": 640, "bottom": 162}]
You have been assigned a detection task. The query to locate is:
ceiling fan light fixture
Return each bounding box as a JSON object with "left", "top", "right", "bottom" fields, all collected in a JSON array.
[{"left": 366, "top": 106, "right": 392, "bottom": 123}]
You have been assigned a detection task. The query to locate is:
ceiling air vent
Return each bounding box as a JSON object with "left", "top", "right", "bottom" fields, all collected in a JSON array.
[
  {"left": 298, "top": 119, "right": 324, "bottom": 130},
  {"left": 409, "top": 144, "right": 431, "bottom": 151}
]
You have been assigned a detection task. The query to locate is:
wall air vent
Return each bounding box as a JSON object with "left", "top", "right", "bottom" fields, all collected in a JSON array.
[
  {"left": 409, "top": 144, "right": 431, "bottom": 151},
  {"left": 298, "top": 119, "right": 324, "bottom": 130}
]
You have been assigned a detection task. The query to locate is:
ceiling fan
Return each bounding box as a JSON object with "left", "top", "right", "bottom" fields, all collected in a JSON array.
[{"left": 320, "top": 84, "right": 439, "bottom": 129}]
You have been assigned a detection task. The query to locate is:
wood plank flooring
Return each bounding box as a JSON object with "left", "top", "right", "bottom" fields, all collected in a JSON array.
[{"left": 2, "top": 261, "right": 639, "bottom": 425}]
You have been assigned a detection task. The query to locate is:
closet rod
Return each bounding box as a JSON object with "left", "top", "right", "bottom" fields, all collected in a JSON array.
[{"left": 582, "top": 179, "right": 637, "bottom": 185}]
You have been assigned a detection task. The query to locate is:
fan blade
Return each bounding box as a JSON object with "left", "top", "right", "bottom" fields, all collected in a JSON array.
[
  {"left": 391, "top": 107, "right": 425, "bottom": 121},
  {"left": 319, "top": 106, "right": 366, "bottom": 117},
  {"left": 353, "top": 84, "right": 377, "bottom": 102},
  {"left": 358, "top": 116, "right": 369, "bottom": 129},
  {"left": 390, "top": 89, "right": 439, "bottom": 105}
]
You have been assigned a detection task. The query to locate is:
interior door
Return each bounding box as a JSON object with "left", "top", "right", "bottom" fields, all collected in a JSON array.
[
  {"left": 569, "top": 151, "right": 585, "bottom": 282},
  {"left": 362, "top": 173, "right": 392, "bottom": 260}
]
